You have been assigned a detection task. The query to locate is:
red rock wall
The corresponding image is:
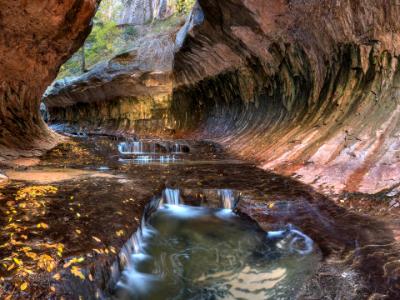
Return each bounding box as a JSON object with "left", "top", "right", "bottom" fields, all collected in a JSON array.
[
  {"left": 0, "top": 0, "right": 99, "bottom": 157},
  {"left": 172, "top": 0, "right": 400, "bottom": 194}
]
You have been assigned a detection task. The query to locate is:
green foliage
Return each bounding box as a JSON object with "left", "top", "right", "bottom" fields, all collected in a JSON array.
[
  {"left": 58, "top": 55, "right": 83, "bottom": 78},
  {"left": 85, "top": 20, "right": 121, "bottom": 66},
  {"left": 123, "top": 25, "right": 138, "bottom": 39},
  {"left": 57, "top": 1, "right": 123, "bottom": 79},
  {"left": 57, "top": 0, "right": 194, "bottom": 79},
  {"left": 176, "top": 0, "right": 195, "bottom": 14}
]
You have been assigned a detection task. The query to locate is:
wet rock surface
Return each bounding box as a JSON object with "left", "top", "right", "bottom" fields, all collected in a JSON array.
[{"left": 0, "top": 135, "right": 399, "bottom": 299}]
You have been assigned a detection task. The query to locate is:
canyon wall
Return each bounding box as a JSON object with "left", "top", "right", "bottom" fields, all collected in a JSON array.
[
  {"left": 0, "top": 0, "right": 99, "bottom": 158},
  {"left": 43, "top": 0, "right": 400, "bottom": 195},
  {"left": 44, "top": 32, "right": 176, "bottom": 136},
  {"left": 118, "top": 0, "right": 176, "bottom": 25},
  {"left": 171, "top": 0, "right": 400, "bottom": 195}
]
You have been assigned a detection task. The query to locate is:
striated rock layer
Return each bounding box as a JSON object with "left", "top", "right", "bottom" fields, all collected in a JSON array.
[
  {"left": 44, "top": 32, "right": 177, "bottom": 136},
  {"left": 43, "top": 0, "right": 400, "bottom": 195},
  {"left": 171, "top": 0, "right": 400, "bottom": 195},
  {"left": 0, "top": 0, "right": 99, "bottom": 158}
]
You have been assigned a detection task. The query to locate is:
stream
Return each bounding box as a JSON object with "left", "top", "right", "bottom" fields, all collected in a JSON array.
[
  {"left": 1, "top": 133, "right": 397, "bottom": 299},
  {"left": 114, "top": 189, "right": 320, "bottom": 300}
]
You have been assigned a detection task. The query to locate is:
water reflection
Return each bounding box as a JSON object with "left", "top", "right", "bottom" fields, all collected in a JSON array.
[{"left": 114, "top": 189, "right": 320, "bottom": 300}]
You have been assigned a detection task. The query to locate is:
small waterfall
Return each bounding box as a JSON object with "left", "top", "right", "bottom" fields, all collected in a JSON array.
[
  {"left": 218, "top": 189, "right": 236, "bottom": 209},
  {"left": 171, "top": 143, "right": 182, "bottom": 153},
  {"left": 162, "top": 188, "right": 181, "bottom": 205},
  {"left": 118, "top": 141, "right": 144, "bottom": 155},
  {"left": 267, "top": 224, "right": 314, "bottom": 256}
]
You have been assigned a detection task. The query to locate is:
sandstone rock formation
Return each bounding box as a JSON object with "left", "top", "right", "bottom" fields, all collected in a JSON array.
[
  {"left": 44, "top": 33, "right": 176, "bottom": 135},
  {"left": 172, "top": 0, "right": 400, "bottom": 195},
  {"left": 118, "top": 0, "right": 175, "bottom": 25},
  {"left": 0, "top": 0, "right": 99, "bottom": 158},
  {"left": 42, "top": 0, "right": 400, "bottom": 196}
]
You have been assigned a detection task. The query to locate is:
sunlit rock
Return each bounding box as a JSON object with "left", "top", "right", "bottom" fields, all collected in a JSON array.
[{"left": 44, "top": 34, "right": 176, "bottom": 136}]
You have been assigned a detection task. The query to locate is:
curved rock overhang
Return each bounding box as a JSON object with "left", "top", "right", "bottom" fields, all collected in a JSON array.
[
  {"left": 44, "top": 33, "right": 176, "bottom": 136},
  {"left": 172, "top": 0, "right": 400, "bottom": 194},
  {"left": 0, "top": 0, "right": 99, "bottom": 158}
]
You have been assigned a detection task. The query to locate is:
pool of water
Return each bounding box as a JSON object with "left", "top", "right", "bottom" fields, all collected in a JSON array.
[{"left": 114, "top": 190, "right": 321, "bottom": 300}]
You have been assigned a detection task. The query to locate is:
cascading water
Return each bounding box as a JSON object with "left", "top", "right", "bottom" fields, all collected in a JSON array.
[
  {"left": 113, "top": 189, "right": 321, "bottom": 299},
  {"left": 162, "top": 188, "right": 181, "bottom": 205},
  {"left": 217, "top": 189, "right": 236, "bottom": 209},
  {"left": 117, "top": 140, "right": 190, "bottom": 164}
]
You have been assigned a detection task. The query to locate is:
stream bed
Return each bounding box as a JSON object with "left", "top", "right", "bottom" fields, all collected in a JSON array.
[{"left": 0, "top": 134, "right": 399, "bottom": 299}]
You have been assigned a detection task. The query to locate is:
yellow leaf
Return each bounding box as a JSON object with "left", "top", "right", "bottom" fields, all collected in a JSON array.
[
  {"left": 53, "top": 273, "right": 61, "bottom": 280},
  {"left": 50, "top": 286, "right": 56, "bottom": 292},
  {"left": 37, "top": 254, "right": 56, "bottom": 272},
  {"left": 25, "top": 252, "right": 37, "bottom": 260},
  {"left": 115, "top": 230, "right": 125, "bottom": 237},
  {"left": 92, "top": 236, "right": 101, "bottom": 243},
  {"left": 37, "top": 222, "right": 49, "bottom": 229},
  {"left": 13, "top": 258, "right": 23, "bottom": 265},
  {"left": 75, "top": 229, "right": 82, "bottom": 235},
  {"left": 20, "top": 282, "right": 28, "bottom": 291},
  {"left": 63, "top": 257, "right": 84, "bottom": 268},
  {"left": 7, "top": 263, "right": 15, "bottom": 271},
  {"left": 71, "top": 266, "right": 85, "bottom": 280},
  {"left": 21, "top": 268, "right": 34, "bottom": 275}
]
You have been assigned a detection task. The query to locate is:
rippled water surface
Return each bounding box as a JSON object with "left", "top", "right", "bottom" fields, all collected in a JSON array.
[{"left": 115, "top": 199, "right": 321, "bottom": 300}]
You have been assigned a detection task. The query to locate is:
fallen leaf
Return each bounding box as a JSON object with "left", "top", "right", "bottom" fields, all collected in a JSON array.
[
  {"left": 7, "top": 263, "right": 15, "bottom": 271},
  {"left": 63, "top": 257, "right": 85, "bottom": 268},
  {"left": 20, "top": 282, "right": 28, "bottom": 291},
  {"left": 53, "top": 273, "right": 61, "bottom": 280},
  {"left": 115, "top": 230, "right": 125, "bottom": 237},
  {"left": 37, "top": 223, "right": 49, "bottom": 229},
  {"left": 71, "top": 266, "right": 85, "bottom": 280},
  {"left": 92, "top": 236, "right": 101, "bottom": 243},
  {"left": 37, "top": 254, "right": 56, "bottom": 272},
  {"left": 25, "top": 252, "right": 37, "bottom": 260}
]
